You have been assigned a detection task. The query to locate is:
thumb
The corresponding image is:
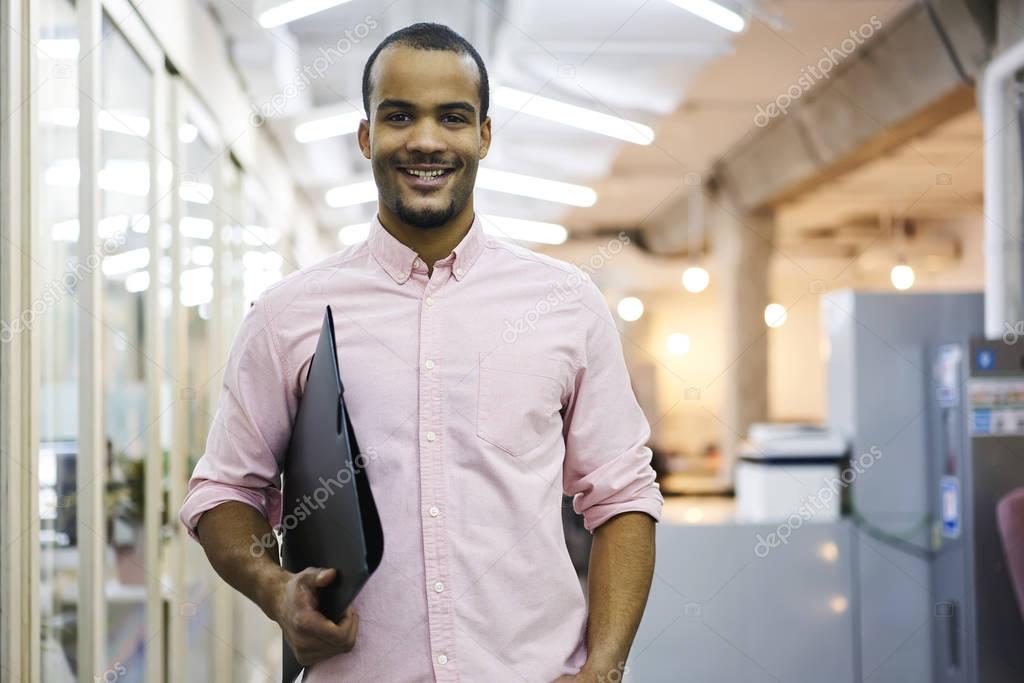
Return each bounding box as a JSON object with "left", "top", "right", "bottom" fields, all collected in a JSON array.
[{"left": 313, "top": 567, "right": 337, "bottom": 587}]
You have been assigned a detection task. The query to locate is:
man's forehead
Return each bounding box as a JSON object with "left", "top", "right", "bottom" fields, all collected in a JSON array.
[{"left": 371, "top": 46, "right": 480, "bottom": 105}]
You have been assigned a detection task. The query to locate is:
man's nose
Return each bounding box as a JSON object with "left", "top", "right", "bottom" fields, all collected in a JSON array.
[{"left": 405, "top": 119, "right": 447, "bottom": 155}]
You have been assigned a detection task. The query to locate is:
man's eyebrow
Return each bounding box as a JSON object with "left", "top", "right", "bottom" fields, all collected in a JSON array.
[{"left": 376, "top": 99, "right": 476, "bottom": 114}]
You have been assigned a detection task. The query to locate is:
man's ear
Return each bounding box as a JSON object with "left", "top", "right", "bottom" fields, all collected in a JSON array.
[
  {"left": 358, "top": 118, "right": 371, "bottom": 160},
  {"left": 479, "top": 116, "right": 492, "bottom": 159}
]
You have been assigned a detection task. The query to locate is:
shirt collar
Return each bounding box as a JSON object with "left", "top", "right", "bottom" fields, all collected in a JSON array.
[{"left": 368, "top": 213, "right": 486, "bottom": 285}]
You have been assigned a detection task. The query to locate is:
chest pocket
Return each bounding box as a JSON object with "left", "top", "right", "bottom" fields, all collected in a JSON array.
[{"left": 476, "top": 351, "right": 567, "bottom": 457}]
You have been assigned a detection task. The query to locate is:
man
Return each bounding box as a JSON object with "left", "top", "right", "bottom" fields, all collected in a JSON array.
[{"left": 180, "top": 22, "right": 663, "bottom": 682}]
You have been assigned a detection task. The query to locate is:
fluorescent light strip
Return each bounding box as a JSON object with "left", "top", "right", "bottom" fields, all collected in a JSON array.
[
  {"left": 666, "top": 0, "right": 745, "bottom": 32},
  {"left": 37, "top": 39, "right": 80, "bottom": 60},
  {"left": 325, "top": 180, "right": 378, "bottom": 209},
  {"left": 477, "top": 168, "right": 596, "bottom": 207},
  {"left": 41, "top": 108, "right": 150, "bottom": 137},
  {"left": 493, "top": 87, "right": 655, "bottom": 146},
  {"left": 103, "top": 248, "right": 150, "bottom": 276},
  {"left": 258, "top": 0, "right": 356, "bottom": 28},
  {"left": 179, "top": 181, "right": 214, "bottom": 205},
  {"left": 479, "top": 215, "right": 568, "bottom": 245},
  {"left": 325, "top": 171, "right": 596, "bottom": 209},
  {"left": 295, "top": 111, "right": 363, "bottom": 143},
  {"left": 180, "top": 217, "right": 214, "bottom": 240}
]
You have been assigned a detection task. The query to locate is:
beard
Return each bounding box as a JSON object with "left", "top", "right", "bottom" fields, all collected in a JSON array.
[
  {"left": 394, "top": 196, "right": 458, "bottom": 229},
  {"left": 375, "top": 155, "right": 475, "bottom": 230}
]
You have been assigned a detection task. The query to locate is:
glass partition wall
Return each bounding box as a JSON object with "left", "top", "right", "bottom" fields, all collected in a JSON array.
[{"left": 7, "top": 1, "right": 299, "bottom": 680}]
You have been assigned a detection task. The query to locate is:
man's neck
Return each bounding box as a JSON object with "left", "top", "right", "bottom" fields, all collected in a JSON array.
[{"left": 377, "top": 209, "right": 474, "bottom": 275}]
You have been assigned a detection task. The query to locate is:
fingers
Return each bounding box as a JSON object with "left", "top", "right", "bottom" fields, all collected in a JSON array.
[{"left": 290, "top": 605, "right": 359, "bottom": 664}]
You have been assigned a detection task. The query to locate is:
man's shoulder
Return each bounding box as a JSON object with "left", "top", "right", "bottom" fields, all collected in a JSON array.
[
  {"left": 485, "top": 235, "right": 583, "bottom": 281},
  {"left": 257, "top": 242, "right": 368, "bottom": 303}
]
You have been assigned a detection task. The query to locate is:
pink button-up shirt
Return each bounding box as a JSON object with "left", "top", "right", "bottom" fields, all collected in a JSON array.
[{"left": 180, "top": 214, "right": 663, "bottom": 682}]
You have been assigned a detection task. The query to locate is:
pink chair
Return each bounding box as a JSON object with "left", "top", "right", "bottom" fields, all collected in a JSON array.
[{"left": 997, "top": 488, "right": 1024, "bottom": 621}]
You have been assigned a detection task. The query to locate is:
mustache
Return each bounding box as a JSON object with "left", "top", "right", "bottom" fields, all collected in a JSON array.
[{"left": 394, "top": 157, "right": 461, "bottom": 168}]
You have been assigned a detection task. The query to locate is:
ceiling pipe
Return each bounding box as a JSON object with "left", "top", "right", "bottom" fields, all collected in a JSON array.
[{"left": 981, "top": 36, "right": 1024, "bottom": 339}]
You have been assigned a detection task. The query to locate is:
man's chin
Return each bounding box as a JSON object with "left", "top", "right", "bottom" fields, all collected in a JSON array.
[{"left": 396, "top": 198, "right": 457, "bottom": 229}]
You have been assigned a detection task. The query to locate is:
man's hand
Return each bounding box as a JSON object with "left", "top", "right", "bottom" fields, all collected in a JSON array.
[{"left": 270, "top": 567, "right": 359, "bottom": 666}]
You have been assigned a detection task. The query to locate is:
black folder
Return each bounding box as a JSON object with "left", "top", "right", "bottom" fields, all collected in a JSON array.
[{"left": 280, "top": 305, "right": 384, "bottom": 683}]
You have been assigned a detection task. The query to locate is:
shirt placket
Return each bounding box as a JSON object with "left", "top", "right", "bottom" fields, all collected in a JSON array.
[{"left": 418, "top": 263, "right": 459, "bottom": 681}]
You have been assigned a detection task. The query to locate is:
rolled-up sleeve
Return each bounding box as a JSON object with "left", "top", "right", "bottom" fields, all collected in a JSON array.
[
  {"left": 179, "top": 296, "right": 296, "bottom": 541},
  {"left": 562, "top": 277, "right": 664, "bottom": 532}
]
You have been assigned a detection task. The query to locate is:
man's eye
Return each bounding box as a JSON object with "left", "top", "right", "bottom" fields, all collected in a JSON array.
[
  {"left": 388, "top": 113, "right": 411, "bottom": 122},
  {"left": 442, "top": 115, "right": 467, "bottom": 124}
]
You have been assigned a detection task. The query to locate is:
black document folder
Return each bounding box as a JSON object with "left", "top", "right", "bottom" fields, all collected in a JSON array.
[{"left": 280, "top": 305, "right": 384, "bottom": 683}]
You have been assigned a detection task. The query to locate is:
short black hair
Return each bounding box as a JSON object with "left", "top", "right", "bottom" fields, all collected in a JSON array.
[{"left": 361, "top": 22, "right": 489, "bottom": 122}]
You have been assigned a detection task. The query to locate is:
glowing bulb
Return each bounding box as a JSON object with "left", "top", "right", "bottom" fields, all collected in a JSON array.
[
  {"left": 829, "top": 595, "right": 849, "bottom": 614},
  {"left": 764, "top": 303, "right": 788, "bottom": 328},
  {"left": 891, "top": 264, "right": 915, "bottom": 290},
  {"left": 681, "top": 266, "right": 710, "bottom": 293},
  {"left": 666, "top": 333, "right": 691, "bottom": 356},
  {"left": 819, "top": 541, "right": 839, "bottom": 563},
  {"left": 617, "top": 297, "right": 644, "bottom": 322}
]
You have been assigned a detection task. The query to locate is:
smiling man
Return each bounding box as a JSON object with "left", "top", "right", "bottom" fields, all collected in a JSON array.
[{"left": 180, "top": 22, "right": 662, "bottom": 683}]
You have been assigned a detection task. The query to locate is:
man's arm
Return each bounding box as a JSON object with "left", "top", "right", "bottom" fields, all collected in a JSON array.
[
  {"left": 196, "top": 501, "right": 359, "bottom": 666},
  {"left": 576, "top": 511, "right": 656, "bottom": 681}
]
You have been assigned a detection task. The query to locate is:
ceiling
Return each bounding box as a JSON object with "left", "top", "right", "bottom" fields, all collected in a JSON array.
[{"left": 203, "top": 0, "right": 968, "bottom": 262}]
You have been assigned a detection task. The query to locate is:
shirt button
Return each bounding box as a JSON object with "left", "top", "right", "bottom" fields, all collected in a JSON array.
[
  {"left": 424, "top": 359, "right": 435, "bottom": 370},
  {"left": 455, "top": 267, "right": 464, "bottom": 276},
  {"left": 428, "top": 506, "right": 440, "bottom": 517},
  {"left": 425, "top": 296, "right": 434, "bottom": 306},
  {"left": 437, "top": 654, "right": 448, "bottom": 665},
  {"left": 433, "top": 581, "right": 445, "bottom": 593},
  {"left": 426, "top": 431, "right": 436, "bottom": 442},
  {"left": 397, "top": 270, "right": 408, "bottom": 279}
]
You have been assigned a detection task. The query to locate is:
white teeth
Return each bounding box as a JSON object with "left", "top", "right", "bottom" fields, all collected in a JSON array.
[{"left": 405, "top": 168, "right": 448, "bottom": 179}]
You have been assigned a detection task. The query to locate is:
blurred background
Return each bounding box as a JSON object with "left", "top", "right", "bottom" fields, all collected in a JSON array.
[{"left": 5, "top": 0, "right": 1024, "bottom": 681}]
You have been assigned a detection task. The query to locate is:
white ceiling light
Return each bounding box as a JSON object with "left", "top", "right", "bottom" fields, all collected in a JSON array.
[
  {"left": 325, "top": 170, "right": 596, "bottom": 208},
  {"left": 666, "top": 333, "right": 691, "bottom": 356},
  {"left": 617, "top": 296, "right": 644, "bottom": 322},
  {"left": 179, "top": 217, "right": 214, "bottom": 240},
  {"left": 40, "top": 108, "right": 150, "bottom": 137},
  {"left": 179, "top": 181, "right": 214, "bottom": 205},
  {"left": 681, "top": 266, "right": 710, "bottom": 293},
  {"left": 338, "top": 223, "right": 370, "bottom": 245},
  {"left": 125, "top": 270, "right": 150, "bottom": 293},
  {"left": 37, "top": 39, "right": 79, "bottom": 60},
  {"left": 764, "top": 303, "right": 788, "bottom": 328},
  {"left": 103, "top": 248, "right": 150, "bottom": 276},
  {"left": 479, "top": 215, "right": 568, "bottom": 245},
  {"left": 258, "top": 0, "right": 356, "bottom": 28},
  {"left": 295, "top": 111, "right": 364, "bottom": 143},
  {"left": 188, "top": 245, "right": 215, "bottom": 266},
  {"left": 666, "top": 0, "right": 745, "bottom": 33},
  {"left": 477, "top": 168, "right": 596, "bottom": 207},
  {"left": 890, "top": 264, "right": 915, "bottom": 290},
  {"left": 325, "top": 180, "right": 378, "bottom": 209},
  {"left": 493, "top": 87, "right": 654, "bottom": 146},
  {"left": 179, "top": 123, "right": 199, "bottom": 143},
  {"left": 45, "top": 159, "right": 150, "bottom": 196}
]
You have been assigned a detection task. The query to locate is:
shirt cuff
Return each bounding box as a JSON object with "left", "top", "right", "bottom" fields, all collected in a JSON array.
[
  {"left": 179, "top": 480, "right": 284, "bottom": 542},
  {"left": 578, "top": 489, "right": 664, "bottom": 533}
]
